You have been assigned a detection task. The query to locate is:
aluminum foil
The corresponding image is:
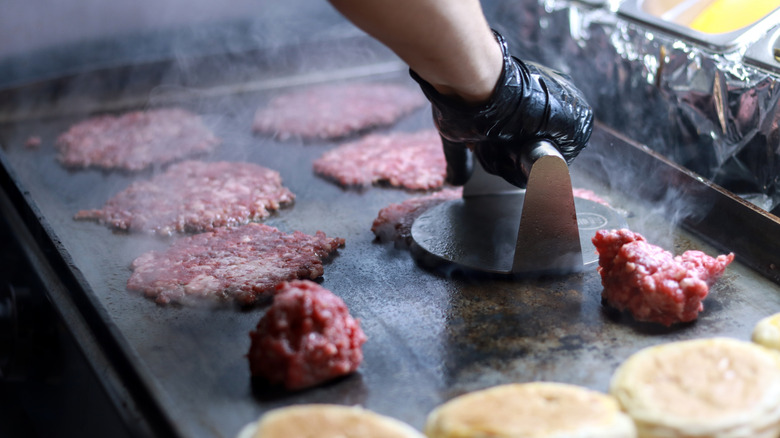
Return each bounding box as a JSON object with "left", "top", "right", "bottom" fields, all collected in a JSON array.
[{"left": 486, "top": 0, "right": 780, "bottom": 214}]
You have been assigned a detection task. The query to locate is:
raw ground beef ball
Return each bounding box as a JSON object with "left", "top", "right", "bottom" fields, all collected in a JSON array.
[
  {"left": 75, "top": 160, "right": 294, "bottom": 235},
  {"left": 313, "top": 130, "right": 446, "bottom": 190},
  {"left": 247, "top": 280, "right": 367, "bottom": 390},
  {"left": 127, "top": 223, "right": 345, "bottom": 305},
  {"left": 56, "top": 107, "right": 220, "bottom": 171},
  {"left": 252, "top": 83, "right": 426, "bottom": 140},
  {"left": 592, "top": 228, "right": 734, "bottom": 326}
]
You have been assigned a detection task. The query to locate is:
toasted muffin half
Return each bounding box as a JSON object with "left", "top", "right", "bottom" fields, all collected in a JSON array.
[
  {"left": 237, "top": 404, "right": 425, "bottom": 438},
  {"left": 753, "top": 313, "right": 780, "bottom": 351},
  {"left": 424, "top": 382, "right": 636, "bottom": 438},
  {"left": 610, "top": 337, "right": 780, "bottom": 438}
]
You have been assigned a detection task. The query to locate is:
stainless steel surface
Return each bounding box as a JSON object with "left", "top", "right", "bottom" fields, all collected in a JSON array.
[
  {"left": 1, "top": 31, "right": 780, "bottom": 438},
  {"left": 461, "top": 160, "right": 519, "bottom": 198},
  {"left": 617, "top": 0, "right": 780, "bottom": 51},
  {"left": 513, "top": 142, "right": 582, "bottom": 274},
  {"left": 410, "top": 195, "right": 623, "bottom": 276},
  {"left": 745, "top": 26, "right": 780, "bottom": 74},
  {"left": 411, "top": 141, "right": 614, "bottom": 276}
]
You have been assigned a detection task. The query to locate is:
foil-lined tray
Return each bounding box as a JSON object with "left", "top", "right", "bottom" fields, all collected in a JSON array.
[
  {"left": 487, "top": 0, "right": 780, "bottom": 214},
  {"left": 619, "top": 0, "right": 780, "bottom": 50},
  {"left": 1, "top": 4, "right": 779, "bottom": 437},
  {"left": 745, "top": 25, "right": 780, "bottom": 74}
]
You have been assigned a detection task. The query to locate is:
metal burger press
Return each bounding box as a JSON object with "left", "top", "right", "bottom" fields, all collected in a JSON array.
[{"left": 410, "top": 140, "right": 628, "bottom": 277}]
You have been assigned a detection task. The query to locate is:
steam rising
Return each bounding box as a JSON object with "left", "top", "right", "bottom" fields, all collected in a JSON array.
[
  {"left": 0, "top": 0, "right": 421, "bottom": 283},
  {"left": 1, "top": 0, "right": 744, "bottom": 256},
  {"left": 0, "top": 0, "right": 380, "bottom": 90},
  {"left": 1, "top": 0, "right": 263, "bottom": 59}
]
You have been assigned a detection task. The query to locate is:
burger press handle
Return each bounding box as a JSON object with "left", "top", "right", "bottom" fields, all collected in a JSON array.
[
  {"left": 410, "top": 140, "right": 585, "bottom": 276},
  {"left": 508, "top": 141, "right": 583, "bottom": 274}
]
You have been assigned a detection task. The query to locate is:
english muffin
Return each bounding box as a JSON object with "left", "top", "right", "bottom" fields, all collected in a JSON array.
[
  {"left": 424, "top": 382, "right": 636, "bottom": 438},
  {"left": 752, "top": 312, "right": 780, "bottom": 351},
  {"left": 610, "top": 337, "right": 780, "bottom": 438},
  {"left": 237, "top": 404, "right": 425, "bottom": 438}
]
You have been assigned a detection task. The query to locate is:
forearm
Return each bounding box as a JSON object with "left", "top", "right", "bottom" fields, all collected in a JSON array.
[{"left": 327, "top": 0, "right": 503, "bottom": 104}]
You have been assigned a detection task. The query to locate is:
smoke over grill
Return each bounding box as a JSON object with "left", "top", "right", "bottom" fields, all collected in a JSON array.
[
  {"left": 0, "top": 0, "right": 352, "bottom": 83},
  {"left": 1, "top": 1, "right": 780, "bottom": 438}
]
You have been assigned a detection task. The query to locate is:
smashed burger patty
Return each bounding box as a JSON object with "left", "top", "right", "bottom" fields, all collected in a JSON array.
[
  {"left": 75, "top": 160, "right": 294, "bottom": 235},
  {"left": 252, "top": 82, "right": 426, "bottom": 140},
  {"left": 56, "top": 107, "right": 220, "bottom": 171},
  {"left": 313, "top": 130, "right": 446, "bottom": 190},
  {"left": 127, "top": 223, "right": 344, "bottom": 305},
  {"left": 371, "top": 188, "right": 462, "bottom": 247}
]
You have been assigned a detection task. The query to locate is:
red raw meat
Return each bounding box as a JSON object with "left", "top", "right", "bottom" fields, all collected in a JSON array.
[
  {"left": 127, "top": 223, "right": 344, "bottom": 305},
  {"left": 25, "top": 136, "right": 42, "bottom": 148},
  {"left": 371, "top": 188, "right": 462, "bottom": 247},
  {"left": 592, "top": 228, "right": 734, "bottom": 326},
  {"left": 252, "top": 83, "right": 426, "bottom": 140},
  {"left": 247, "top": 280, "right": 367, "bottom": 390},
  {"left": 314, "top": 130, "right": 446, "bottom": 190},
  {"left": 572, "top": 188, "right": 611, "bottom": 207},
  {"left": 75, "top": 160, "right": 294, "bottom": 235},
  {"left": 56, "top": 108, "right": 220, "bottom": 171}
]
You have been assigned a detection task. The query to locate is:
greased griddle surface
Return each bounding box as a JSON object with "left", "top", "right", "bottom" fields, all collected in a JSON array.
[{"left": 2, "top": 62, "right": 779, "bottom": 438}]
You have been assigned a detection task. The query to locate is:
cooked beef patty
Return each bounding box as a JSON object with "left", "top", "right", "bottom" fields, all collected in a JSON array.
[
  {"left": 252, "top": 83, "right": 426, "bottom": 140},
  {"left": 314, "top": 130, "right": 446, "bottom": 190},
  {"left": 56, "top": 108, "right": 220, "bottom": 171},
  {"left": 371, "top": 188, "right": 462, "bottom": 247},
  {"left": 127, "top": 223, "right": 345, "bottom": 305},
  {"left": 75, "top": 160, "right": 294, "bottom": 235}
]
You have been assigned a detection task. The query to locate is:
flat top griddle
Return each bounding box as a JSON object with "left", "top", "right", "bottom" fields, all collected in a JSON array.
[{"left": 1, "top": 38, "right": 780, "bottom": 438}]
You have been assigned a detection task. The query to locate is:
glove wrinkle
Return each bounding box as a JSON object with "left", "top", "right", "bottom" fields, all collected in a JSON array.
[{"left": 411, "top": 29, "right": 593, "bottom": 188}]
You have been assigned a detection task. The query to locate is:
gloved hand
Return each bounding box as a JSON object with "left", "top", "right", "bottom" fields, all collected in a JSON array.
[{"left": 410, "top": 30, "right": 594, "bottom": 188}]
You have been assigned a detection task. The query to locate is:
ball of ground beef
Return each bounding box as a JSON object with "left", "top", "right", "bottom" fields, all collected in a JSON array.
[
  {"left": 592, "top": 229, "right": 734, "bottom": 326},
  {"left": 247, "top": 280, "right": 367, "bottom": 390}
]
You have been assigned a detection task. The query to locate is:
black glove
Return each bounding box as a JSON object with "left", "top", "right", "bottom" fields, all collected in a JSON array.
[{"left": 410, "top": 30, "right": 594, "bottom": 188}]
